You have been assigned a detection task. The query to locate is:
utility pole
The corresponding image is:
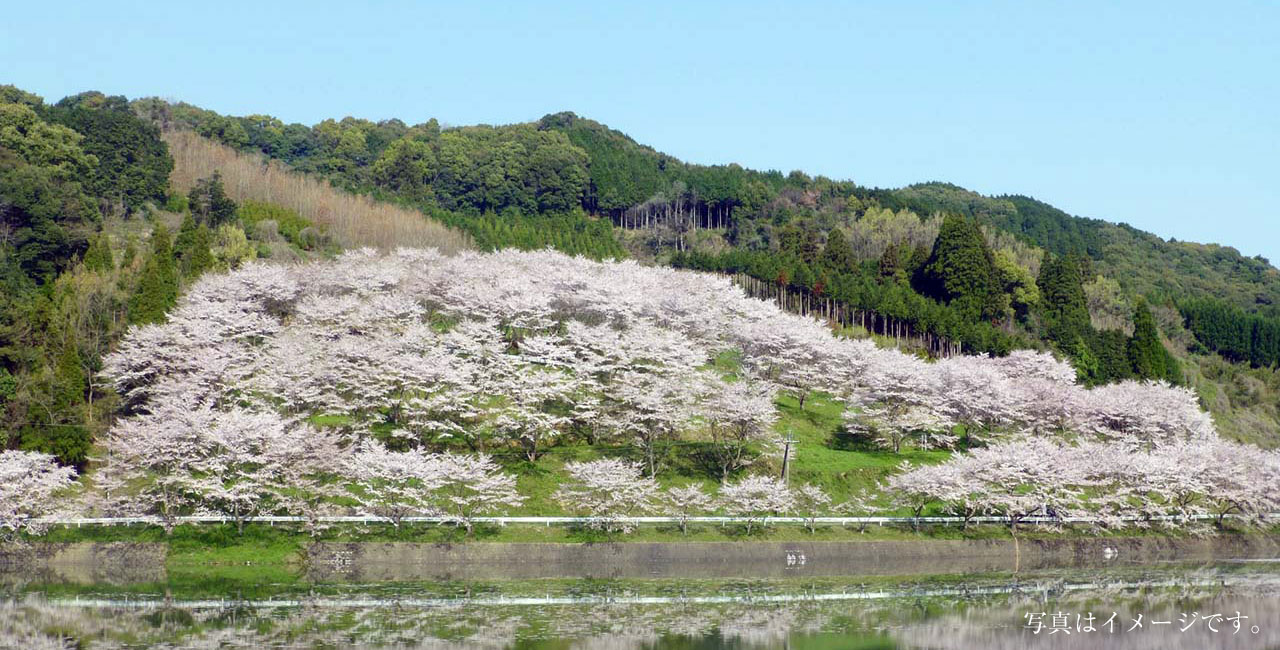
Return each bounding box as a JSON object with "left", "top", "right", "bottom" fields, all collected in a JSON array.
[{"left": 780, "top": 430, "right": 797, "bottom": 485}]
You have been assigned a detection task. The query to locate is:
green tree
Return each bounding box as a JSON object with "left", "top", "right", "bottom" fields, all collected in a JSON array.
[
  {"left": 45, "top": 91, "right": 172, "bottom": 214},
  {"left": 917, "top": 215, "right": 1003, "bottom": 320},
  {"left": 19, "top": 343, "right": 91, "bottom": 467},
  {"left": 188, "top": 172, "right": 238, "bottom": 226},
  {"left": 185, "top": 223, "right": 214, "bottom": 277},
  {"left": 1037, "top": 253, "right": 1090, "bottom": 343},
  {"left": 820, "top": 228, "right": 855, "bottom": 272},
  {"left": 82, "top": 231, "right": 114, "bottom": 272},
  {"left": 1128, "top": 300, "right": 1181, "bottom": 383},
  {"left": 128, "top": 224, "right": 178, "bottom": 325}
]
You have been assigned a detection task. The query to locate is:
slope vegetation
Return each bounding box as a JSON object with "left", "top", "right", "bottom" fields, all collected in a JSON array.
[{"left": 164, "top": 130, "right": 471, "bottom": 252}]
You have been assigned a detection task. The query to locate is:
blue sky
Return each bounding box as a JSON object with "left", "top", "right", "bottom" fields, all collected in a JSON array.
[{"left": 4, "top": 1, "right": 1277, "bottom": 263}]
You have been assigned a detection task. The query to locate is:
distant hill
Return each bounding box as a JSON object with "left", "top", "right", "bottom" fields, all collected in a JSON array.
[{"left": 119, "top": 99, "right": 1278, "bottom": 445}]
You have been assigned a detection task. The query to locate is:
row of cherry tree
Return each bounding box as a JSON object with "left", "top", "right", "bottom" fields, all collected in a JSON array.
[
  {"left": 2, "top": 247, "right": 1269, "bottom": 536},
  {"left": 890, "top": 436, "right": 1280, "bottom": 529}
]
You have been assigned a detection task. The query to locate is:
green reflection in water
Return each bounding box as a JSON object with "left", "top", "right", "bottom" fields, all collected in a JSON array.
[{"left": 2, "top": 562, "right": 1278, "bottom": 648}]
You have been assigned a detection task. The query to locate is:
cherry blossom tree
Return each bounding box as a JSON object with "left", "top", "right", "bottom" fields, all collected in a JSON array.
[
  {"left": 489, "top": 366, "right": 584, "bottom": 461},
  {"left": 1199, "top": 438, "right": 1280, "bottom": 527},
  {"left": 424, "top": 453, "right": 524, "bottom": 534},
  {"left": 698, "top": 378, "right": 779, "bottom": 479},
  {"left": 343, "top": 442, "right": 445, "bottom": 527},
  {"left": 718, "top": 475, "right": 795, "bottom": 534},
  {"left": 555, "top": 459, "right": 658, "bottom": 533},
  {"left": 1077, "top": 380, "right": 1216, "bottom": 446},
  {"left": 662, "top": 484, "right": 714, "bottom": 534},
  {"left": 99, "top": 398, "right": 217, "bottom": 532},
  {"left": 846, "top": 403, "right": 954, "bottom": 454},
  {"left": 792, "top": 483, "right": 832, "bottom": 534},
  {"left": 98, "top": 245, "right": 1267, "bottom": 539},
  {"left": 603, "top": 367, "right": 700, "bottom": 476},
  {"left": 184, "top": 410, "right": 343, "bottom": 534},
  {"left": 929, "top": 355, "right": 1023, "bottom": 445},
  {"left": 0, "top": 451, "right": 77, "bottom": 540}
]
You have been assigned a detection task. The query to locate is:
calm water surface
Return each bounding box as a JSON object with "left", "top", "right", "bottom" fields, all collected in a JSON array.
[{"left": 3, "top": 554, "right": 1278, "bottom": 649}]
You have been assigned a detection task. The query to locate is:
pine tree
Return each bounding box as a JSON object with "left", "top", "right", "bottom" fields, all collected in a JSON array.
[{"left": 128, "top": 224, "right": 178, "bottom": 325}]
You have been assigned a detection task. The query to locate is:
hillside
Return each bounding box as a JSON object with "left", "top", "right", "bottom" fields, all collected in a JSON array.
[
  {"left": 2, "top": 83, "right": 1279, "bottom": 474},
  {"left": 164, "top": 130, "right": 470, "bottom": 252},
  {"left": 82, "top": 248, "right": 1277, "bottom": 532},
  {"left": 134, "top": 102, "right": 1280, "bottom": 444},
  {"left": 1, "top": 85, "right": 1277, "bottom": 546},
  {"left": 0, "top": 86, "right": 467, "bottom": 467}
]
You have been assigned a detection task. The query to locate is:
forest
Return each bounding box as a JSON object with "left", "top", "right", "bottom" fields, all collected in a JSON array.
[
  {"left": 1, "top": 83, "right": 1278, "bottom": 543},
  {"left": 8, "top": 248, "right": 1275, "bottom": 539},
  {"left": 126, "top": 100, "right": 1278, "bottom": 375}
]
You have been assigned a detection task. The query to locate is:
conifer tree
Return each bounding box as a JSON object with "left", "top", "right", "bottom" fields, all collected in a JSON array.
[
  {"left": 174, "top": 214, "right": 214, "bottom": 277},
  {"left": 187, "top": 171, "right": 237, "bottom": 227},
  {"left": 820, "top": 228, "right": 855, "bottom": 272},
  {"left": 917, "top": 215, "right": 1002, "bottom": 320},
  {"left": 128, "top": 224, "right": 178, "bottom": 325},
  {"left": 1129, "top": 300, "right": 1181, "bottom": 383},
  {"left": 82, "top": 232, "right": 114, "bottom": 272},
  {"left": 186, "top": 223, "right": 214, "bottom": 277},
  {"left": 1036, "top": 253, "right": 1090, "bottom": 343}
]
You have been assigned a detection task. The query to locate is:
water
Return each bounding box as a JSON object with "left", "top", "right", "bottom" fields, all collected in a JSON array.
[{"left": 3, "top": 550, "right": 1278, "bottom": 648}]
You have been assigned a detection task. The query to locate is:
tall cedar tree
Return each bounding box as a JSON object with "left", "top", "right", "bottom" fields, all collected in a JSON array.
[
  {"left": 1129, "top": 300, "right": 1181, "bottom": 384},
  {"left": 128, "top": 224, "right": 178, "bottom": 325},
  {"left": 820, "top": 228, "right": 856, "bottom": 273},
  {"left": 917, "top": 215, "right": 1003, "bottom": 320},
  {"left": 1036, "top": 253, "right": 1091, "bottom": 343},
  {"left": 173, "top": 213, "right": 213, "bottom": 276}
]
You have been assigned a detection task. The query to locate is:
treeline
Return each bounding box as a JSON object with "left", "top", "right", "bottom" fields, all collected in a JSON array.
[
  {"left": 1037, "top": 252, "right": 1181, "bottom": 385},
  {"left": 0, "top": 87, "right": 177, "bottom": 464},
  {"left": 131, "top": 99, "right": 1280, "bottom": 330},
  {"left": 1181, "top": 298, "right": 1280, "bottom": 368},
  {"left": 673, "top": 216, "right": 1029, "bottom": 356},
  {"left": 134, "top": 100, "right": 621, "bottom": 259}
]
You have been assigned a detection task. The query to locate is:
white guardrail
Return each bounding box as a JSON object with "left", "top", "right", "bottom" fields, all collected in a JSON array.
[{"left": 25, "top": 513, "right": 1279, "bottom": 527}]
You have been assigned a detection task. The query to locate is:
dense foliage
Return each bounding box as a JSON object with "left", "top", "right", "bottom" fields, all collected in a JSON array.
[
  {"left": 0, "top": 87, "right": 178, "bottom": 465},
  {"left": 80, "top": 249, "right": 1273, "bottom": 533},
  {"left": 131, "top": 98, "right": 1280, "bottom": 376},
  {"left": 1181, "top": 298, "right": 1280, "bottom": 368},
  {"left": 43, "top": 92, "right": 171, "bottom": 214}
]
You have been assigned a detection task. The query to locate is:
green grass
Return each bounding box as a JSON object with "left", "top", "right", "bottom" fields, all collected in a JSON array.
[{"left": 776, "top": 391, "right": 951, "bottom": 506}]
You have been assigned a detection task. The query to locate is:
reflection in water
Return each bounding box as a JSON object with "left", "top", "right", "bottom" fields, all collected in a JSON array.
[{"left": 2, "top": 566, "right": 1278, "bottom": 649}]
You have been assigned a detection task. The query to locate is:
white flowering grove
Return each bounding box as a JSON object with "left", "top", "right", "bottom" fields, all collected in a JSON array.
[
  {"left": 81, "top": 247, "right": 1277, "bottom": 532},
  {"left": 0, "top": 450, "right": 77, "bottom": 539},
  {"left": 555, "top": 459, "right": 658, "bottom": 532}
]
